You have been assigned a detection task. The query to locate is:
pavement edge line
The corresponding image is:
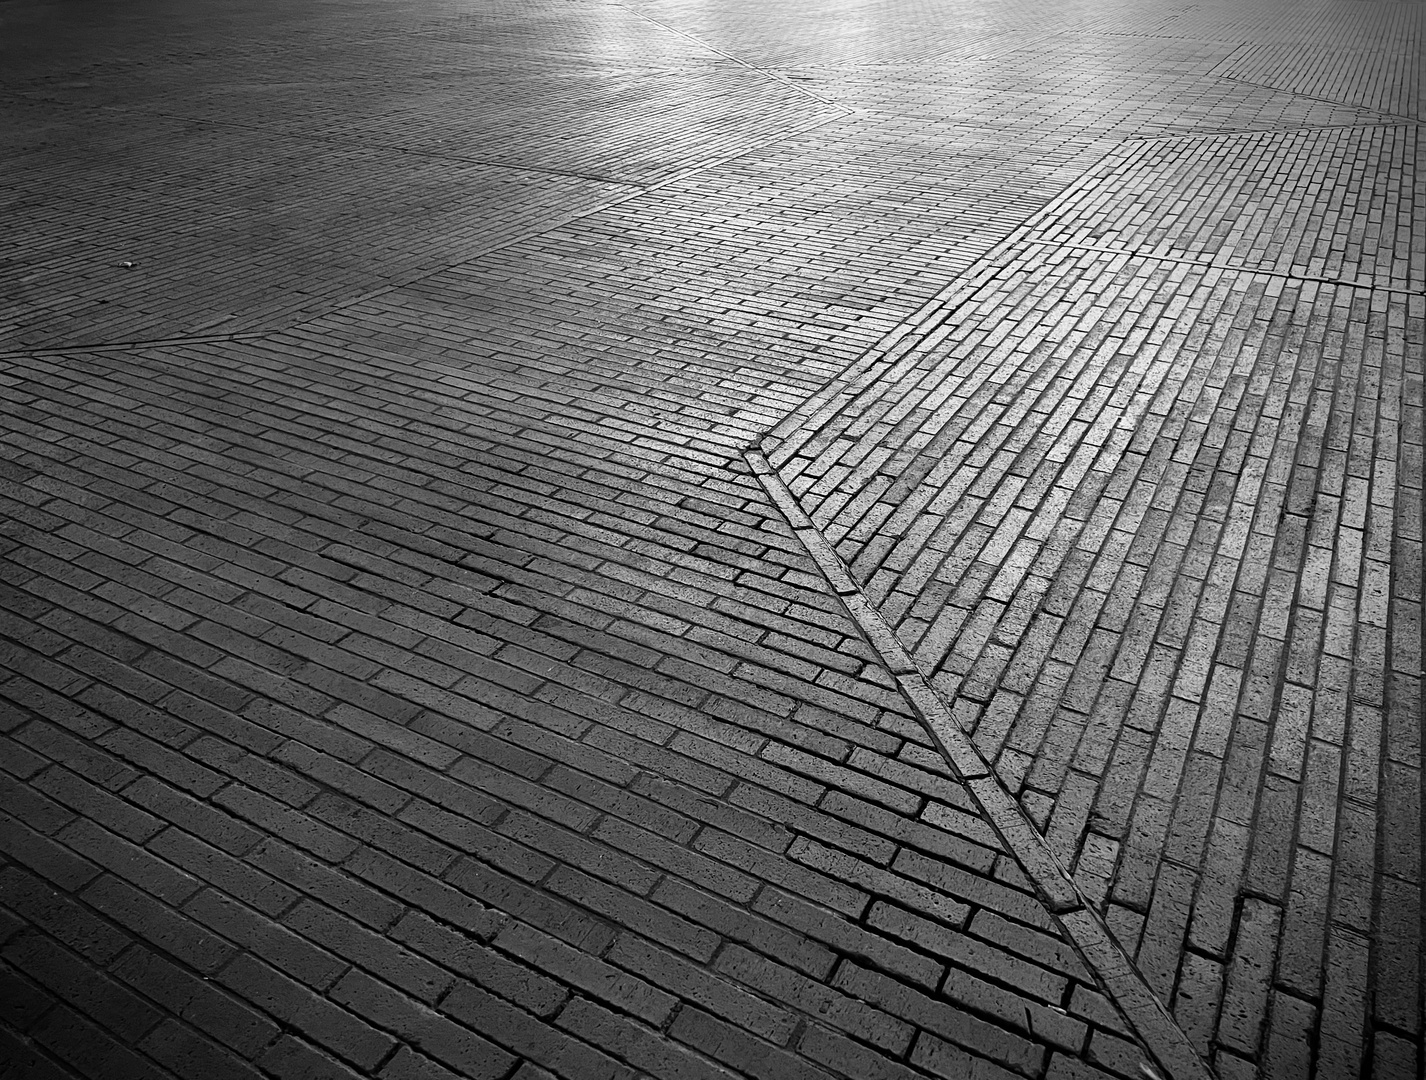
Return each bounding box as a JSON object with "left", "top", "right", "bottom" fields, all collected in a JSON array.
[{"left": 744, "top": 448, "right": 1219, "bottom": 1080}]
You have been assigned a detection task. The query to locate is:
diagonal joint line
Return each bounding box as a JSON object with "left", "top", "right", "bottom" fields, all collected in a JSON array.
[
  {"left": 618, "top": 4, "right": 856, "bottom": 116},
  {"left": 745, "top": 447, "right": 1218, "bottom": 1080}
]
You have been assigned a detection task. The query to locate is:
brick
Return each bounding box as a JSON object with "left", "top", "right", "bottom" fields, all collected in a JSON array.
[
  {"left": 285, "top": 899, "right": 453, "bottom": 1002},
  {"left": 111, "top": 946, "right": 279, "bottom": 1057},
  {"left": 390, "top": 910, "right": 567, "bottom": 1016},
  {"left": 632, "top": 774, "right": 779, "bottom": 848},
  {"left": 127, "top": 777, "right": 262, "bottom": 856},
  {"left": 495, "top": 920, "right": 677, "bottom": 1024},
  {"left": 0, "top": 867, "right": 129, "bottom": 963},
  {"left": 258, "top": 1036, "right": 366, "bottom": 1080},
  {"left": 551, "top": 767, "right": 697, "bottom": 843},
  {"left": 217, "top": 953, "right": 394, "bottom": 1070},
  {"left": 326, "top": 707, "right": 458, "bottom": 771},
  {"left": 58, "top": 818, "right": 200, "bottom": 905},
  {"left": 0, "top": 811, "right": 101, "bottom": 892},
  {"left": 3, "top": 15, "right": 1419, "bottom": 1080},
  {"left": 96, "top": 729, "right": 223, "bottom": 797},
  {"left": 346, "top": 848, "right": 506, "bottom": 938},
  {"left": 652, "top": 876, "right": 835, "bottom": 978},
  {"left": 14, "top": 720, "right": 137, "bottom": 790},
  {"left": 146, "top": 828, "right": 297, "bottom": 915},
  {"left": 330, "top": 968, "right": 515, "bottom": 1080},
  {"left": 697, "top": 828, "right": 867, "bottom": 915},
  {"left": 314, "top": 796, "right": 460, "bottom": 877},
  {"left": 558, "top": 997, "right": 736, "bottom": 1080},
  {"left": 440, "top": 981, "right": 637, "bottom": 1080},
  {"left": 248, "top": 841, "right": 402, "bottom": 931},
  {"left": 3, "top": 930, "right": 163, "bottom": 1043},
  {"left": 0, "top": 733, "right": 49, "bottom": 778},
  {"left": 546, "top": 866, "right": 719, "bottom": 962},
  {"left": 0, "top": 958, "right": 58, "bottom": 1031},
  {"left": 757, "top": 889, "right": 942, "bottom": 989},
  {"left": 798, "top": 1025, "right": 924, "bottom": 1080},
  {"left": 911, "top": 1032, "right": 1024, "bottom": 1080},
  {"left": 240, "top": 698, "right": 367, "bottom": 762},
  {"left": 941, "top": 964, "right": 1088, "bottom": 1052},
  {"left": 213, "top": 785, "right": 357, "bottom": 862},
  {"left": 80, "top": 876, "right": 233, "bottom": 974},
  {"left": 843, "top": 959, "right": 1048, "bottom": 1073},
  {"left": 377, "top": 1047, "right": 465, "bottom": 1080},
  {"left": 892, "top": 847, "right": 1053, "bottom": 931},
  {"left": 31, "top": 766, "right": 162, "bottom": 843},
  {"left": 185, "top": 888, "right": 345, "bottom": 989},
  {"left": 607, "top": 931, "right": 798, "bottom": 1043},
  {"left": 670, "top": 1007, "right": 836, "bottom": 1080},
  {"left": 138, "top": 1020, "right": 266, "bottom": 1080},
  {"left": 787, "top": 838, "right": 970, "bottom": 928},
  {"left": 28, "top": 1004, "right": 169, "bottom": 1080},
  {"left": 595, "top": 817, "right": 759, "bottom": 902},
  {"left": 821, "top": 789, "right": 996, "bottom": 872},
  {"left": 498, "top": 810, "right": 660, "bottom": 894},
  {"left": 448, "top": 754, "right": 595, "bottom": 830},
  {"left": 714, "top": 944, "right": 913, "bottom": 1053},
  {"left": 275, "top": 742, "right": 411, "bottom": 814}
]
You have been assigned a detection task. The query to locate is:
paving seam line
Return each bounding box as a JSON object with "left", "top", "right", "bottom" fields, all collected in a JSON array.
[
  {"left": 617, "top": 3, "right": 858, "bottom": 115},
  {"left": 760, "top": 130, "right": 1147, "bottom": 452},
  {"left": 90, "top": 103, "right": 652, "bottom": 188},
  {"left": 0, "top": 331, "right": 268, "bottom": 361},
  {"left": 1206, "top": 73, "right": 1420, "bottom": 125},
  {"left": 0, "top": 105, "right": 847, "bottom": 359},
  {"left": 743, "top": 448, "right": 1218, "bottom": 1080},
  {"left": 202, "top": 113, "right": 848, "bottom": 344},
  {"left": 1120, "top": 119, "right": 1424, "bottom": 141},
  {"left": 1020, "top": 241, "right": 1426, "bottom": 296}
]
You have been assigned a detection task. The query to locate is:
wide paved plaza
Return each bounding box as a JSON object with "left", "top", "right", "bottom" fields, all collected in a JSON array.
[{"left": 1, "top": 0, "right": 1421, "bottom": 1078}]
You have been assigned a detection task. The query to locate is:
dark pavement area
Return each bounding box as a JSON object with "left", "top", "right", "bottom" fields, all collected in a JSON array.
[{"left": 1, "top": 0, "right": 1421, "bottom": 1078}]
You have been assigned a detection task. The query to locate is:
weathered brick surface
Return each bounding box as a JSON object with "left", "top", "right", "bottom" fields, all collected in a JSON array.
[
  {"left": 2, "top": 0, "right": 1421, "bottom": 1078},
  {"left": 758, "top": 4, "right": 1422, "bottom": 1078}
]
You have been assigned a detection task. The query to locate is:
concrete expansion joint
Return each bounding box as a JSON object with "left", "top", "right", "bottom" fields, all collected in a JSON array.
[{"left": 745, "top": 446, "right": 1220, "bottom": 1080}]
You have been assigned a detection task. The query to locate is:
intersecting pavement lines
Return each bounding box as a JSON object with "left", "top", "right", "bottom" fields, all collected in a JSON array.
[
  {"left": 1, "top": 7, "right": 838, "bottom": 353},
  {"left": 764, "top": 235, "right": 1423, "bottom": 1078},
  {"left": 1033, "top": 124, "right": 1424, "bottom": 291},
  {"left": 1070, "top": 0, "right": 1422, "bottom": 46},
  {"left": 1209, "top": 40, "right": 1423, "bottom": 122},
  {"left": 627, "top": 0, "right": 1066, "bottom": 66},
  {"left": 764, "top": 44, "right": 1396, "bottom": 145},
  {"left": 2, "top": 0, "right": 1422, "bottom": 1077},
  {"left": 0, "top": 115, "right": 633, "bottom": 351},
  {"left": 0, "top": 305, "right": 1144, "bottom": 1080}
]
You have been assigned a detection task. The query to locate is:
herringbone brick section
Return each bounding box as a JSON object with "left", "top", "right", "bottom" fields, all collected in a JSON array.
[{"left": 2, "top": 0, "right": 1421, "bottom": 1079}]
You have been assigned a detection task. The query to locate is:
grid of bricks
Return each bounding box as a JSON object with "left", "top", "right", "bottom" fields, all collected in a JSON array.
[{"left": 2, "top": 0, "right": 1422, "bottom": 1079}]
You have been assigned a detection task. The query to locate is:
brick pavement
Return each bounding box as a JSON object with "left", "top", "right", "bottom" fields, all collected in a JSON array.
[{"left": 1, "top": 1, "right": 1421, "bottom": 1080}]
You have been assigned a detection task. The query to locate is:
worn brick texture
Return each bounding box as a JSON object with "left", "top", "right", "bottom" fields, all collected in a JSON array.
[{"left": 2, "top": 0, "right": 1421, "bottom": 1079}]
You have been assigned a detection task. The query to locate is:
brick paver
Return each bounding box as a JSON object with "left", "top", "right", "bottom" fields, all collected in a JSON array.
[{"left": 2, "top": 1, "right": 1421, "bottom": 1079}]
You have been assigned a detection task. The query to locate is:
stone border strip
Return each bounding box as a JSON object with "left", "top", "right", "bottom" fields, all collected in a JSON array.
[{"left": 745, "top": 448, "right": 1218, "bottom": 1080}]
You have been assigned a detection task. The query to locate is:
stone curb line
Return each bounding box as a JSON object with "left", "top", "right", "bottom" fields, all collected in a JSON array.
[{"left": 744, "top": 448, "right": 1218, "bottom": 1080}]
